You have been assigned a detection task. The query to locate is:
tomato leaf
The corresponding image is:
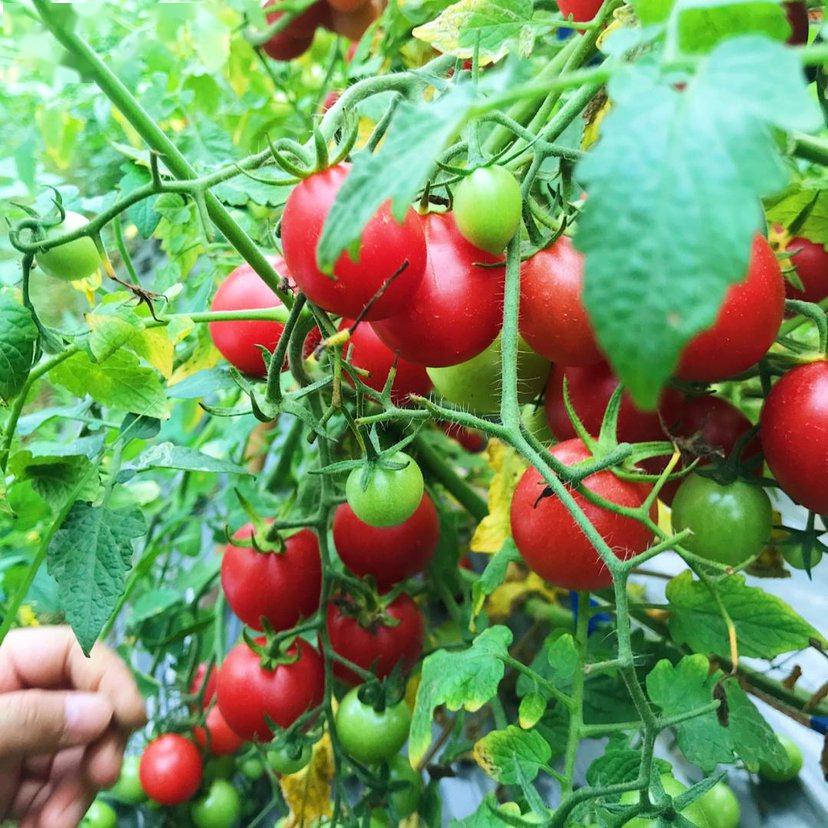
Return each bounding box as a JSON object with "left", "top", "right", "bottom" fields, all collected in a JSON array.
[
  {"left": 470, "top": 537, "right": 522, "bottom": 621},
  {"left": 47, "top": 502, "right": 146, "bottom": 655},
  {"left": 672, "top": 0, "right": 789, "bottom": 54},
  {"left": 666, "top": 570, "right": 824, "bottom": 658},
  {"left": 586, "top": 748, "right": 673, "bottom": 786},
  {"left": 0, "top": 294, "right": 38, "bottom": 404},
  {"left": 409, "top": 625, "right": 512, "bottom": 765},
  {"left": 646, "top": 654, "right": 789, "bottom": 772},
  {"left": 119, "top": 442, "right": 251, "bottom": 476},
  {"left": 766, "top": 185, "right": 828, "bottom": 245},
  {"left": 576, "top": 36, "right": 821, "bottom": 408},
  {"left": 8, "top": 451, "right": 101, "bottom": 508},
  {"left": 473, "top": 724, "right": 551, "bottom": 784}
]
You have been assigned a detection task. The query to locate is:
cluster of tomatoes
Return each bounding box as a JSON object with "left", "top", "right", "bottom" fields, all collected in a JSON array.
[{"left": 261, "top": 0, "right": 380, "bottom": 61}]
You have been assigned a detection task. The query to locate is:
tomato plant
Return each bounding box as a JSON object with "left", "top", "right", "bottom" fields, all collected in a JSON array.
[
  {"left": 221, "top": 524, "right": 321, "bottom": 631},
  {"left": 760, "top": 360, "right": 828, "bottom": 514},
  {"left": 453, "top": 165, "right": 522, "bottom": 254},
  {"left": 107, "top": 754, "right": 146, "bottom": 804},
  {"left": 190, "top": 662, "right": 218, "bottom": 710},
  {"left": 333, "top": 493, "right": 439, "bottom": 589},
  {"left": 335, "top": 687, "right": 411, "bottom": 765},
  {"left": 345, "top": 452, "right": 424, "bottom": 527},
  {"left": 139, "top": 734, "right": 203, "bottom": 805},
  {"left": 620, "top": 774, "right": 712, "bottom": 827},
  {"left": 558, "top": 0, "right": 603, "bottom": 23}
]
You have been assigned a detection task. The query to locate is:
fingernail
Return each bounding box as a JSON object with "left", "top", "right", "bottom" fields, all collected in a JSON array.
[{"left": 64, "top": 692, "right": 113, "bottom": 740}]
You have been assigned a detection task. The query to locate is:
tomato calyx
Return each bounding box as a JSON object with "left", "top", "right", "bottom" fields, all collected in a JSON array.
[
  {"left": 242, "top": 627, "right": 308, "bottom": 670},
  {"left": 355, "top": 675, "right": 406, "bottom": 715},
  {"left": 329, "top": 590, "right": 404, "bottom": 633}
]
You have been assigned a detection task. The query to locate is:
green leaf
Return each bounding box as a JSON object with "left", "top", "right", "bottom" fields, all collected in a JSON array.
[
  {"left": 766, "top": 186, "right": 828, "bottom": 244},
  {"left": 673, "top": 0, "right": 789, "bottom": 54},
  {"left": 412, "top": 0, "right": 535, "bottom": 63},
  {"left": 317, "top": 84, "right": 475, "bottom": 270},
  {"left": 666, "top": 571, "right": 824, "bottom": 658},
  {"left": 545, "top": 633, "right": 579, "bottom": 686},
  {"left": 518, "top": 692, "right": 547, "bottom": 729},
  {"left": 410, "top": 625, "right": 512, "bottom": 764},
  {"left": 0, "top": 293, "right": 38, "bottom": 404},
  {"left": 646, "top": 654, "right": 788, "bottom": 772},
  {"left": 633, "top": 0, "right": 676, "bottom": 25},
  {"left": 50, "top": 349, "right": 169, "bottom": 419},
  {"left": 576, "top": 36, "right": 821, "bottom": 407},
  {"left": 586, "top": 747, "right": 673, "bottom": 787},
  {"left": 473, "top": 724, "right": 551, "bottom": 784},
  {"left": 8, "top": 451, "right": 101, "bottom": 508},
  {"left": 130, "top": 587, "right": 182, "bottom": 625},
  {"left": 122, "top": 442, "right": 251, "bottom": 475},
  {"left": 471, "top": 538, "right": 522, "bottom": 619},
  {"left": 47, "top": 503, "right": 146, "bottom": 654}
]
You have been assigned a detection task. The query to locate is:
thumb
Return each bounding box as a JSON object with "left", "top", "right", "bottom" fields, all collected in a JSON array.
[{"left": 0, "top": 690, "right": 114, "bottom": 760}]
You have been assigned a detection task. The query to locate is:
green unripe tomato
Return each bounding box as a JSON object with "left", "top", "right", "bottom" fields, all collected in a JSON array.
[
  {"left": 107, "top": 754, "right": 146, "bottom": 804},
  {"left": 240, "top": 757, "right": 265, "bottom": 780},
  {"left": 191, "top": 779, "right": 242, "bottom": 828},
  {"left": 758, "top": 734, "right": 803, "bottom": 782},
  {"left": 620, "top": 774, "right": 712, "bottom": 827},
  {"left": 671, "top": 474, "right": 772, "bottom": 567},
  {"left": 697, "top": 781, "right": 740, "bottom": 828},
  {"left": 80, "top": 800, "right": 117, "bottom": 828},
  {"left": 453, "top": 165, "right": 522, "bottom": 254},
  {"left": 268, "top": 741, "right": 313, "bottom": 775},
  {"left": 345, "top": 452, "right": 424, "bottom": 527},
  {"left": 335, "top": 687, "right": 411, "bottom": 765},
  {"left": 427, "top": 335, "right": 550, "bottom": 414},
  {"left": 388, "top": 754, "right": 423, "bottom": 818},
  {"left": 36, "top": 210, "right": 101, "bottom": 282},
  {"left": 781, "top": 543, "right": 823, "bottom": 570}
]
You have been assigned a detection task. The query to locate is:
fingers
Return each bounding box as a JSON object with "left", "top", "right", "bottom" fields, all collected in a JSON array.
[
  {"left": 0, "top": 690, "right": 113, "bottom": 761},
  {"left": 19, "top": 774, "right": 94, "bottom": 828},
  {"left": 82, "top": 642, "right": 147, "bottom": 732},
  {"left": 82, "top": 729, "right": 126, "bottom": 789}
]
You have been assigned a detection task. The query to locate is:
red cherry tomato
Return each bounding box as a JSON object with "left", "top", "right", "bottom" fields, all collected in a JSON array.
[
  {"left": 262, "top": 27, "right": 313, "bottom": 61},
  {"left": 558, "top": 0, "right": 602, "bottom": 23},
  {"left": 333, "top": 494, "right": 439, "bottom": 589},
  {"left": 262, "top": 0, "right": 329, "bottom": 60},
  {"left": 190, "top": 662, "right": 218, "bottom": 710},
  {"left": 439, "top": 421, "right": 488, "bottom": 452},
  {"left": 209, "top": 260, "right": 289, "bottom": 377},
  {"left": 510, "top": 439, "right": 655, "bottom": 590},
  {"left": 216, "top": 638, "right": 325, "bottom": 741},
  {"left": 139, "top": 734, "right": 203, "bottom": 805},
  {"left": 340, "top": 320, "right": 431, "bottom": 403},
  {"left": 784, "top": 1, "right": 809, "bottom": 45},
  {"left": 193, "top": 705, "right": 245, "bottom": 756},
  {"left": 544, "top": 362, "right": 677, "bottom": 443},
  {"left": 328, "top": 0, "right": 369, "bottom": 11},
  {"left": 785, "top": 236, "right": 828, "bottom": 304},
  {"left": 677, "top": 235, "right": 784, "bottom": 382},
  {"left": 326, "top": 593, "right": 424, "bottom": 685},
  {"left": 221, "top": 525, "right": 321, "bottom": 632},
  {"left": 282, "top": 163, "right": 427, "bottom": 320},
  {"left": 329, "top": 0, "right": 379, "bottom": 40},
  {"left": 371, "top": 213, "right": 505, "bottom": 367},
  {"left": 520, "top": 236, "right": 603, "bottom": 365},
  {"left": 760, "top": 360, "right": 828, "bottom": 514}
]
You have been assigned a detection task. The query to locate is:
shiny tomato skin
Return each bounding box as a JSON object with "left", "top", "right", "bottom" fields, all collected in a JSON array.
[
  {"left": 327, "top": 593, "right": 424, "bottom": 685},
  {"left": 510, "top": 439, "right": 655, "bottom": 590},
  {"left": 221, "top": 525, "right": 321, "bottom": 632},
  {"left": 209, "top": 260, "right": 287, "bottom": 377},
  {"left": 193, "top": 705, "right": 245, "bottom": 756},
  {"left": 139, "top": 734, "right": 203, "bottom": 805},
  {"left": 282, "top": 164, "right": 426, "bottom": 320},
  {"left": 333, "top": 493, "right": 439, "bottom": 589},
  {"left": 453, "top": 165, "right": 522, "bottom": 254},
  {"left": 760, "top": 360, "right": 828, "bottom": 514},
  {"left": 371, "top": 212, "right": 505, "bottom": 367},
  {"left": 677, "top": 236, "right": 785, "bottom": 382},
  {"left": 335, "top": 687, "right": 411, "bottom": 765},
  {"left": 216, "top": 638, "right": 325, "bottom": 741},
  {"left": 520, "top": 236, "right": 603, "bottom": 365},
  {"left": 558, "top": 0, "right": 603, "bottom": 22},
  {"left": 190, "top": 662, "right": 218, "bottom": 709},
  {"left": 785, "top": 236, "right": 828, "bottom": 303},
  {"left": 340, "top": 320, "right": 432, "bottom": 404},
  {"left": 544, "top": 362, "right": 677, "bottom": 444}
]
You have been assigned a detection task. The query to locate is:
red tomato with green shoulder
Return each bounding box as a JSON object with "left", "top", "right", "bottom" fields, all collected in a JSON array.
[
  {"left": 510, "top": 438, "right": 655, "bottom": 590},
  {"left": 216, "top": 638, "right": 325, "bottom": 741},
  {"left": 520, "top": 236, "right": 603, "bottom": 365},
  {"left": 209, "top": 259, "right": 288, "bottom": 377},
  {"left": 371, "top": 212, "right": 505, "bottom": 367},
  {"left": 282, "top": 163, "right": 427, "bottom": 320},
  {"left": 193, "top": 704, "right": 245, "bottom": 756},
  {"left": 327, "top": 593, "right": 424, "bottom": 684},
  {"left": 677, "top": 235, "right": 784, "bottom": 382},
  {"left": 139, "top": 734, "right": 203, "bottom": 805},
  {"left": 760, "top": 360, "right": 828, "bottom": 514},
  {"left": 220, "top": 525, "right": 321, "bottom": 631},
  {"left": 333, "top": 493, "right": 439, "bottom": 589},
  {"left": 784, "top": 236, "right": 828, "bottom": 304},
  {"left": 340, "top": 320, "right": 431, "bottom": 404}
]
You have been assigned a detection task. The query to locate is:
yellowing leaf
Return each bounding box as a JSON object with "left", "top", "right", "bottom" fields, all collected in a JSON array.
[
  {"left": 581, "top": 93, "right": 610, "bottom": 151},
  {"left": 470, "top": 440, "right": 527, "bottom": 554},
  {"left": 487, "top": 571, "right": 558, "bottom": 620},
  {"left": 170, "top": 328, "right": 221, "bottom": 385},
  {"left": 280, "top": 734, "right": 334, "bottom": 825}
]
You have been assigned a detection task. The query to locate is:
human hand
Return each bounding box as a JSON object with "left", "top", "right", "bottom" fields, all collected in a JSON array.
[{"left": 0, "top": 626, "right": 146, "bottom": 827}]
